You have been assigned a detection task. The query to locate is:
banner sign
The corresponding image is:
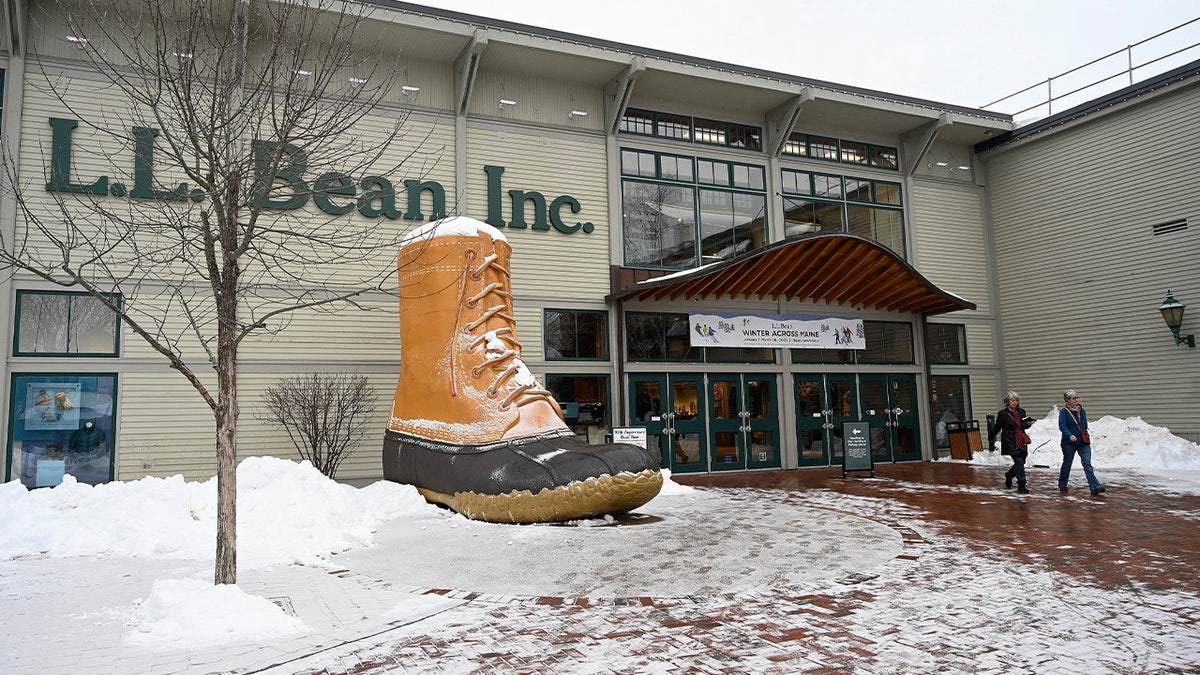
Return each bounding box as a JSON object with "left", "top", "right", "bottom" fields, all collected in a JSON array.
[{"left": 688, "top": 312, "right": 865, "bottom": 349}]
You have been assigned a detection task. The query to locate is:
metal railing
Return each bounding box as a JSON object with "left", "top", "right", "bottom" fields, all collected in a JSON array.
[{"left": 982, "top": 17, "right": 1200, "bottom": 124}]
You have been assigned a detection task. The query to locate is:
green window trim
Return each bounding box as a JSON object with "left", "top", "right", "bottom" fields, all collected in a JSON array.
[
  {"left": 13, "top": 290, "right": 122, "bottom": 357},
  {"left": 926, "top": 323, "right": 969, "bottom": 365},
  {"left": 619, "top": 108, "right": 763, "bottom": 152},
  {"left": 783, "top": 131, "right": 899, "bottom": 171}
]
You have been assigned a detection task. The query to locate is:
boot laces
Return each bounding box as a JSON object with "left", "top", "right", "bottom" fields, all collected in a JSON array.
[{"left": 457, "top": 250, "right": 555, "bottom": 413}]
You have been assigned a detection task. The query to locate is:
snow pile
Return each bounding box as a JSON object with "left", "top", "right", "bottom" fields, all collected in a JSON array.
[{"left": 971, "top": 409, "right": 1200, "bottom": 470}]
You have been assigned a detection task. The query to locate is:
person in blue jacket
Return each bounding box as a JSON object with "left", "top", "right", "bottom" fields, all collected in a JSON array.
[{"left": 1058, "top": 389, "right": 1105, "bottom": 495}]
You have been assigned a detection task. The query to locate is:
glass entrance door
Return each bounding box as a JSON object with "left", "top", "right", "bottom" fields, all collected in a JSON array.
[
  {"left": 629, "top": 374, "right": 707, "bottom": 473},
  {"left": 709, "top": 374, "right": 779, "bottom": 471},
  {"left": 860, "top": 374, "right": 922, "bottom": 462},
  {"left": 793, "top": 373, "right": 857, "bottom": 466}
]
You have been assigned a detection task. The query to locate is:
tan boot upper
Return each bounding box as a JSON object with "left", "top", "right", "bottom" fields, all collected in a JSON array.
[{"left": 388, "top": 218, "right": 569, "bottom": 444}]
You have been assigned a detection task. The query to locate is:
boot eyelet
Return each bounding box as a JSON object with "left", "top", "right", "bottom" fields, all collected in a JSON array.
[
  {"left": 465, "top": 298, "right": 478, "bottom": 308},
  {"left": 471, "top": 366, "right": 483, "bottom": 377},
  {"left": 486, "top": 388, "right": 499, "bottom": 399},
  {"left": 465, "top": 249, "right": 477, "bottom": 261},
  {"left": 498, "top": 404, "right": 511, "bottom": 412}
]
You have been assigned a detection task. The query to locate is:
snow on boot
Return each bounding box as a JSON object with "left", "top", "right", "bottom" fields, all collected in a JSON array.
[{"left": 383, "top": 216, "right": 663, "bottom": 523}]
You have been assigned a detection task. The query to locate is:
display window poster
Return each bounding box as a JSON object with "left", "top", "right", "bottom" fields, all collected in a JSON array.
[{"left": 25, "top": 382, "right": 82, "bottom": 430}]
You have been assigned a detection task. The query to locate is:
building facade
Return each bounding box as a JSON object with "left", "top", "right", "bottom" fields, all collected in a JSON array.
[{"left": 2, "top": 0, "right": 1197, "bottom": 488}]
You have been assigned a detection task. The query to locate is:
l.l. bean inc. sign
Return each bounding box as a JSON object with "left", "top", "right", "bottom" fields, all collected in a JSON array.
[{"left": 44, "top": 117, "right": 595, "bottom": 234}]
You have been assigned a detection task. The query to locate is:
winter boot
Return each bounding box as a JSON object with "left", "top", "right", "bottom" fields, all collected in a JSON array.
[{"left": 383, "top": 217, "right": 663, "bottom": 523}]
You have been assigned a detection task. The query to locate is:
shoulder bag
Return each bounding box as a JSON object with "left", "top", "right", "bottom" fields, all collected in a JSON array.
[{"left": 1066, "top": 407, "right": 1090, "bottom": 444}]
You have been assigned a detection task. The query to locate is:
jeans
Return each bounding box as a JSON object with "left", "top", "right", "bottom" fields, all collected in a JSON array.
[
  {"left": 1006, "top": 452, "right": 1027, "bottom": 486},
  {"left": 1059, "top": 443, "right": 1101, "bottom": 490}
]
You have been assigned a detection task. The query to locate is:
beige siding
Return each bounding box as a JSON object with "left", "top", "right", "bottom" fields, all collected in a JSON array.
[
  {"left": 984, "top": 83, "right": 1200, "bottom": 434},
  {"left": 909, "top": 180, "right": 991, "bottom": 315},
  {"left": 465, "top": 121, "right": 611, "bottom": 301},
  {"left": 470, "top": 68, "right": 605, "bottom": 134},
  {"left": 117, "top": 373, "right": 218, "bottom": 481},
  {"left": 969, "top": 373, "right": 999, "bottom": 424}
]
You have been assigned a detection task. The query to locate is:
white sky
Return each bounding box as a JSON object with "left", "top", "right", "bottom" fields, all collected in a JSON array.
[
  {"left": 2, "top": 409, "right": 1200, "bottom": 672},
  {"left": 412, "top": 0, "right": 1200, "bottom": 111}
]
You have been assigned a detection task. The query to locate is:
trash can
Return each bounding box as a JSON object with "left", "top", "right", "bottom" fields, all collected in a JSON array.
[{"left": 946, "top": 420, "right": 983, "bottom": 460}]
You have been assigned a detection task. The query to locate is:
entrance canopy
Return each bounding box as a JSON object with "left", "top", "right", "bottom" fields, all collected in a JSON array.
[{"left": 607, "top": 232, "right": 974, "bottom": 316}]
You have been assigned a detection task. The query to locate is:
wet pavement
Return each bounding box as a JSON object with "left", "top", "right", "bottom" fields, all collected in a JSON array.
[
  {"left": 7, "top": 461, "right": 1199, "bottom": 674},
  {"left": 283, "top": 462, "right": 1200, "bottom": 674}
]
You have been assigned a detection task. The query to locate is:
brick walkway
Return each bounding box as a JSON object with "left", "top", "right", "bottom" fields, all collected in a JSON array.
[{"left": 278, "top": 462, "right": 1200, "bottom": 675}]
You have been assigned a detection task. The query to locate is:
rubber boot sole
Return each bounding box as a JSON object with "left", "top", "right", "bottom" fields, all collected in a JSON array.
[{"left": 417, "top": 469, "right": 664, "bottom": 524}]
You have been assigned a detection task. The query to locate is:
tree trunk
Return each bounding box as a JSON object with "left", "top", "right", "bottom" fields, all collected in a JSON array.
[{"left": 213, "top": 323, "right": 240, "bottom": 585}]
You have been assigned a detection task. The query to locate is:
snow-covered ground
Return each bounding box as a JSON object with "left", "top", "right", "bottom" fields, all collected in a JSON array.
[{"left": 1, "top": 411, "right": 1198, "bottom": 673}]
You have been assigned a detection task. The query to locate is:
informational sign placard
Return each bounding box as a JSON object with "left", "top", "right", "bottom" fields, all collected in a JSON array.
[
  {"left": 612, "top": 427, "right": 648, "bottom": 450},
  {"left": 842, "top": 421, "right": 874, "bottom": 477},
  {"left": 689, "top": 312, "right": 865, "bottom": 349},
  {"left": 24, "top": 382, "right": 81, "bottom": 431}
]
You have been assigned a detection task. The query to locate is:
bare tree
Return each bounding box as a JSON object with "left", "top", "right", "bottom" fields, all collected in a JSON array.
[
  {"left": 261, "top": 373, "right": 378, "bottom": 480},
  {"left": 1, "top": 0, "right": 445, "bottom": 583}
]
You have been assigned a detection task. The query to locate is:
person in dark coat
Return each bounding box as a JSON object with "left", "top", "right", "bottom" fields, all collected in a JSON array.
[
  {"left": 1058, "top": 388, "right": 1105, "bottom": 495},
  {"left": 992, "top": 390, "right": 1035, "bottom": 493}
]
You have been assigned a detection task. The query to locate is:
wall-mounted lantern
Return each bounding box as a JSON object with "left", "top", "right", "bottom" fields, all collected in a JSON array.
[{"left": 1158, "top": 291, "right": 1195, "bottom": 348}]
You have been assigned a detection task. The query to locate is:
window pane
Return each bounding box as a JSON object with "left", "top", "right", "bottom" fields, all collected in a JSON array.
[
  {"left": 621, "top": 109, "right": 654, "bottom": 135},
  {"left": 844, "top": 177, "right": 870, "bottom": 202},
  {"left": 874, "top": 181, "right": 902, "bottom": 205},
  {"left": 545, "top": 310, "right": 577, "bottom": 358},
  {"left": 626, "top": 313, "right": 699, "bottom": 361},
  {"left": 698, "top": 190, "right": 766, "bottom": 262},
  {"left": 16, "top": 292, "right": 119, "bottom": 356},
  {"left": 790, "top": 348, "right": 854, "bottom": 363},
  {"left": 656, "top": 113, "right": 692, "bottom": 140},
  {"left": 814, "top": 174, "right": 843, "bottom": 198},
  {"left": 694, "top": 119, "right": 726, "bottom": 146},
  {"left": 622, "top": 181, "right": 696, "bottom": 268},
  {"left": 840, "top": 141, "right": 868, "bottom": 164},
  {"left": 781, "top": 170, "right": 810, "bottom": 195},
  {"left": 574, "top": 312, "right": 608, "bottom": 359},
  {"left": 545, "top": 375, "right": 611, "bottom": 437},
  {"left": 706, "top": 346, "right": 774, "bottom": 362},
  {"left": 809, "top": 136, "right": 838, "bottom": 160},
  {"left": 728, "top": 124, "right": 762, "bottom": 150},
  {"left": 620, "top": 150, "right": 656, "bottom": 177},
  {"left": 859, "top": 321, "right": 914, "bottom": 364},
  {"left": 732, "top": 164, "right": 764, "bottom": 190},
  {"left": 697, "top": 159, "right": 729, "bottom": 186},
  {"left": 846, "top": 206, "right": 905, "bottom": 257},
  {"left": 783, "top": 133, "right": 807, "bottom": 156},
  {"left": 870, "top": 145, "right": 899, "bottom": 170},
  {"left": 927, "top": 323, "right": 967, "bottom": 364},
  {"left": 660, "top": 154, "right": 693, "bottom": 182},
  {"left": 931, "top": 376, "right": 970, "bottom": 449},
  {"left": 783, "top": 197, "right": 841, "bottom": 236}
]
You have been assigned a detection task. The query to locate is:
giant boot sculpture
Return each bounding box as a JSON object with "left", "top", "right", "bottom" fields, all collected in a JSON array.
[{"left": 383, "top": 216, "right": 663, "bottom": 523}]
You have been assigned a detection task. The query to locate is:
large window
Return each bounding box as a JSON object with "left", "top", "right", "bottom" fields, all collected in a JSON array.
[
  {"left": 14, "top": 291, "right": 121, "bottom": 357},
  {"left": 544, "top": 375, "right": 610, "bottom": 442},
  {"left": 622, "top": 149, "right": 768, "bottom": 269},
  {"left": 625, "top": 312, "right": 772, "bottom": 363},
  {"left": 927, "top": 323, "right": 968, "bottom": 364},
  {"left": 931, "top": 376, "right": 971, "bottom": 449},
  {"left": 790, "top": 321, "right": 914, "bottom": 364},
  {"left": 782, "top": 170, "right": 906, "bottom": 257},
  {"left": 6, "top": 373, "right": 118, "bottom": 487},
  {"left": 544, "top": 310, "right": 608, "bottom": 360}
]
